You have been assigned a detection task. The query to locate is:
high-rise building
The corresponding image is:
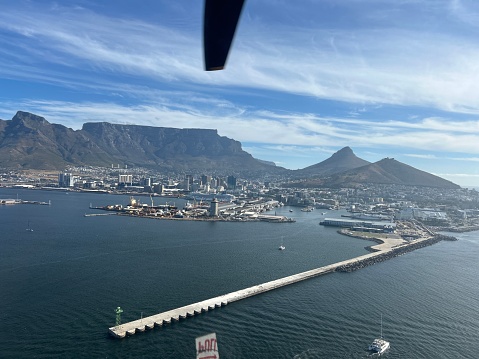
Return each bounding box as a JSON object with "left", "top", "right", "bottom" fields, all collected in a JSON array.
[
  {"left": 201, "top": 175, "right": 211, "bottom": 186},
  {"left": 227, "top": 175, "right": 237, "bottom": 189},
  {"left": 58, "top": 173, "right": 76, "bottom": 187},
  {"left": 141, "top": 178, "right": 151, "bottom": 187},
  {"left": 184, "top": 175, "right": 193, "bottom": 191},
  {"left": 118, "top": 174, "right": 133, "bottom": 185},
  {"left": 153, "top": 183, "right": 164, "bottom": 194}
]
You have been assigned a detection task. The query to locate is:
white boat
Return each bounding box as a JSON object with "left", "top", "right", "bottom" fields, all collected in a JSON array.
[
  {"left": 369, "top": 337, "right": 389, "bottom": 354},
  {"left": 368, "top": 314, "right": 390, "bottom": 354},
  {"left": 278, "top": 236, "right": 285, "bottom": 250},
  {"left": 26, "top": 220, "right": 33, "bottom": 232}
]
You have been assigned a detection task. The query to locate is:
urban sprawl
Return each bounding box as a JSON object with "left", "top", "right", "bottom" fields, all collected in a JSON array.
[{"left": 2, "top": 166, "right": 479, "bottom": 235}]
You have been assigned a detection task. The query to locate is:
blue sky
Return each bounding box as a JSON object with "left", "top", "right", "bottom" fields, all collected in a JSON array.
[{"left": 1, "top": 1, "right": 479, "bottom": 186}]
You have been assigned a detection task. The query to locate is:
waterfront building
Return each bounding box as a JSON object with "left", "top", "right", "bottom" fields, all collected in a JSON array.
[
  {"left": 83, "top": 181, "right": 97, "bottom": 189},
  {"left": 209, "top": 198, "right": 219, "bottom": 217},
  {"left": 140, "top": 178, "right": 151, "bottom": 187},
  {"left": 320, "top": 218, "right": 396, "bottom": 232},
  {"left": 153, "top": 183, "right": 164, "bottom": 194},
  {"left": 58, "top": 172, "right": 76, "bottom": 187},
  {"left": 118, "top": 174, "right": 133, "bottom": 185},
  {"left": 397, "top": 207, "right": 414, "bottom": 220}
]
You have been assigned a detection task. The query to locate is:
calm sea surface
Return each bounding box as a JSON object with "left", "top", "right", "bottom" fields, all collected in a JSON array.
[{"left": 0, "top": 188, "right": 478, "bottom": 358}]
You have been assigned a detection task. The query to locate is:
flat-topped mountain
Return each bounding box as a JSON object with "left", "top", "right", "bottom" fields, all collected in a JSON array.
[
  {"left": 0, "top": 111, "right": 286, "bottom": 175},
  {"left": 0, "top": 111, "right": 460, "bottom": 188}
]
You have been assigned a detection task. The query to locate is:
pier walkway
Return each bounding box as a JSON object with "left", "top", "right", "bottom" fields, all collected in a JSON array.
[{"left": 109, "top": 249, "right": 389, "bottom": 338}]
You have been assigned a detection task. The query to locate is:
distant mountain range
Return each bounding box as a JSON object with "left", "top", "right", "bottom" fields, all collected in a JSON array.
[{"left": 0, "top": 111, "right": 459, "bottom": 188}]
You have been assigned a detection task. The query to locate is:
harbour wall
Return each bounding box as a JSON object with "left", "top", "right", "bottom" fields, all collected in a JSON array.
[
  {"left": 108, "top": 234, "right": 456, "bottom": 339},
  {"left": 336, "top": 234, "right": 457, "bottom": 272}
]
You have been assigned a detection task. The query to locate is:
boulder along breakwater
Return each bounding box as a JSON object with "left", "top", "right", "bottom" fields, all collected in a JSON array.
[
  {"left": 109, "top": 232, "right": 457, "bottom": 338},
  {"left": 335, "top": 234, "right": 457, "bottom": 273}
]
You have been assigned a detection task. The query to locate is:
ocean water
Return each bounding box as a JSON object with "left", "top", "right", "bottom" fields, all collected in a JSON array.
[{"left": 0, "top": 188, "right": 478, "bottom": 358}]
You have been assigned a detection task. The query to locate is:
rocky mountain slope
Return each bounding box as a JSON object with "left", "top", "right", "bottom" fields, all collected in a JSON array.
[
  {"left": 0, "top": 111, "right": 461, "bottom": 188},
  {"left": 294, "top": 146, "right": 370, "bottom": 177},
  {"left": 0, "top": 111, "right": 285, "bottom": 176},
  {"left": 324, "top": 157, "right": 460, "bottom": 189}
]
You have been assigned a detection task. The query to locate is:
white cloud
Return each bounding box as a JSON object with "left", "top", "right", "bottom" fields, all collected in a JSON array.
[
  {"left": 3, "top": 98, "right": 479, "bottom": 155},
  {"left": 437, "top": 172, "right": 479, "bottom": 187},
  {"left": 405, "top": 154, "right": 439, "bottom": 159},
  {"left": 2, "top": 2, "right": 479, "bottom": 114},
  {"left": 1, "top": 1, "right": 479, "bottom": 183},
  {"left": 449, "top": 0, "right": 479, "bottom": 26}
]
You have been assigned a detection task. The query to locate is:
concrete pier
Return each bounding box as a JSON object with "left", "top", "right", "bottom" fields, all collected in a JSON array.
[
  {"left": 108, "top": 234, "right": 450, "bottom": 338},
  {"left": 108, "top": 249, "right": 384, "bottom": 338}
]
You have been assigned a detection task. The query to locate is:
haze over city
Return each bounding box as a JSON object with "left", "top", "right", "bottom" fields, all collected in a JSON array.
[{"left": 1, "top": 1, "right": 479, "bottom": 186}]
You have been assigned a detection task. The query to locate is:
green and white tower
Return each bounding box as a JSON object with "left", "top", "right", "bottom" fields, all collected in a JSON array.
[{"left": 115, "top": 307, "right": 123, "bottom": 328}]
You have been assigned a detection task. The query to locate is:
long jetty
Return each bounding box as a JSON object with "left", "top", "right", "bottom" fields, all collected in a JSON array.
[
  {"left": 108, "top": 234, "right": 455, "bottom": 338},
  {"left": 108, "top": 254, "right": 368, "bottom": 338}
]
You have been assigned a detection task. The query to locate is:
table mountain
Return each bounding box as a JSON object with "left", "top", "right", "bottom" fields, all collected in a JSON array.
[
  {"left": 0, "top": 111, "right": 461, "bottom": 188},
  {"left": 0, "top": 111, "right": 286, "bottom": 176}
]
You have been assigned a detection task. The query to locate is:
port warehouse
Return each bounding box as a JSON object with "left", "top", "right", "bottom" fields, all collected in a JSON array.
[{"left": 320, "top": 218, "right": 396, "bottom": 233}]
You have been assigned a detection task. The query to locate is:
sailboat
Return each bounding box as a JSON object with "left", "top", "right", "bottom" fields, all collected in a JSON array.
[
  {"left": 368, "top": 314, "right": 390, "bottom": 354},
  {"left": 278, "top": 236, "right": 285, "bottom": 250},
  {"left": 26, "top": 220, "right": 33, "bottom": 232}
]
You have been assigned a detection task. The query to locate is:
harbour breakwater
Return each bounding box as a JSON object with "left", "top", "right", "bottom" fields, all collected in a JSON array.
[
  {"left": 109, "top": 233, "right": 456, "bottom": 338},
  {"left": 335, "top": 234, "right": 457, "bottom": 272}
]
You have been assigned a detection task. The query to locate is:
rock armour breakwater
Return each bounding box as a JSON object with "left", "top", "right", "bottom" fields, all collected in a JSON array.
[
  {"left": 108, "top": 232, "right": 458, "bottom": 338},
  {"left": 335, "top": 234, "right": 457, "bottom": 272}
]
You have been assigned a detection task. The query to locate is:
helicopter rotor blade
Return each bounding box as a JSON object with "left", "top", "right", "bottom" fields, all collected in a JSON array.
[{"left": 203, "top": 0, "right": 246, "bottom": 71}]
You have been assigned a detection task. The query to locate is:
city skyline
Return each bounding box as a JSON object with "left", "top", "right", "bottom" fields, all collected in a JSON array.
[{"left": 1, "top": 1, "right": 479, "bottom": 186}]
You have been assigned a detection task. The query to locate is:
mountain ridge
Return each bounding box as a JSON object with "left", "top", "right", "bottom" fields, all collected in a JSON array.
[
  {"left": 324, "top": 157, "right": 459, "bottom": 188},
  {"left": 294, "top": 146, "right": 370, "bottom": 177},
  {"left": 0, "top": 111, "right": 285, "bottom": 175},
  {"left": 0, "top": 111, "right": 460, "bottom": 188}
]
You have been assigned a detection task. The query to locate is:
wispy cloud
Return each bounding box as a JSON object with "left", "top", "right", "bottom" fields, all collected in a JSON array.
[
  {"left": 1, "top": 1, "right": 479, "bottom": 185},
  {"left": 3, "top": 98, "right": 479, "bottom": 156},
  {"left": 449, "top": 0, "right": 479, "bottom": 27},
  {"left": 405, "top": 154, "right": 439, "bottom": 159},
  {"left": 2, "top": 2, "right": 479, "bottom": 114},
  {"left": 436, "top": 172, "right": 479, "bottom": 187},
  {"left": 405, "top": 153, "right": 479, "bottom": 162}
]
